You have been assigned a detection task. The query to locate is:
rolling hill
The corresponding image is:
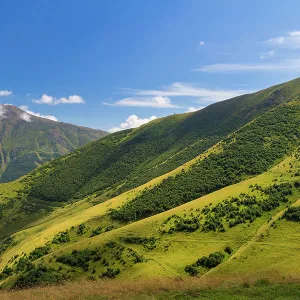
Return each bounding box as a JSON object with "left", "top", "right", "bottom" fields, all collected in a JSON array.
[
  {"left": 0, "top": 78, "right": 300, "bottom": 297},
  {"left": 0, "top": 105, "right": 107, "bottom": 182}
]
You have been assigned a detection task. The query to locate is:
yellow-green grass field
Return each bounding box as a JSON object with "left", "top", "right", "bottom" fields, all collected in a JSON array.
[{"left": 1, "top": 149, "right": 300, "bottom": 289}]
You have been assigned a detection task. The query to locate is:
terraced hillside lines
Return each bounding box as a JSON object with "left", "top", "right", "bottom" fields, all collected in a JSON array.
[
  {"left": 24, "top": 77, "right": 300, "bottom": 205},
  {"left": 0, "top": 105, "right": 107, "bottom": 182}
]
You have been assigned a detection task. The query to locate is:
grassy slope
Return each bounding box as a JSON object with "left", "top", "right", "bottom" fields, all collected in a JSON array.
[
  {"left": 1, "top": 148, "right": 300, "bottom": 289},
  {"left": 0, "top": 280, "right": 299, "bottom": 299},
  {"left": 25, "top": 77, "right": 300, "bottom": 204},
  {"left": 110, "top": 98, "right": 300, "bottom": 221},
  {"left": 2, "top": 78, "right": 300, "bottom": 292}
]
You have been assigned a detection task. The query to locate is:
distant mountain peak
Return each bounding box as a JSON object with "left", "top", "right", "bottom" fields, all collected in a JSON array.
[{"left": 0, "top": 104, "right": 108, "bottom": 182}]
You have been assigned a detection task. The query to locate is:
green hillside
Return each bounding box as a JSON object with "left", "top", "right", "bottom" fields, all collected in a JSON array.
[
  {"left": 0, "top": 78, "right": 300, "bottom": 296},
  {"left": 24, "top": 77, "right": 300, "bottom": 204},
  {"left": 0, "top": 105, "right": 107, "bottom": 182}
]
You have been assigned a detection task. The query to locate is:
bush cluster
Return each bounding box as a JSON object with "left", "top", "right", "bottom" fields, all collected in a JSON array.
[
  {"left": 283, "top": 206, "right": 300, "bottom": 222},
  {"left": 161, "top": 183, "right": 292, "bottom": 234},
  {"left": 185, "top": 251, "right": 225, "bottom": 276},
  {"left": 13, "top": 265, "right": 66, "bottom": 288},
  {"left": 52, "top": 231, "right": 71, "bottom": 244},
  {"left": 29, "top": 245, "right": 51, "bottom": 261},
  {"left": 56, "top": 249, "right": 101, "bottom": 271}
]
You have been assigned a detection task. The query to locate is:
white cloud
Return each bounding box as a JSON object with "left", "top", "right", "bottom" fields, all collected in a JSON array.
[
  {"left": 126, "top": 82, "right": 249, "bottom": 103},
  {"left": 20, "top": 112, "right": 31, "bottom": 122},
  {"left": 0, "top": 90, "right": 12, "bottom": 96},
  {"left": 260, "top": 50, "right": 275, "bottom": 60},
  {"left": 186, "top": 106, "right": 204, "bottom": 112},
  {"left": 19, "top": 105, "right": 58, "bottom": 121},
  {"left": 109, "top": 115, "right": 157, "bottom": 133},
  {"left": 106, "top": 83, "right": 250, "bottom": 109},
  {"left": 0, "top": 105, "right": 6, "bottom": 118},
  {"left": 199, "top": 41, "right": 205, "bottom": 46},
  {"left": 194, "top": 59, "right": 300, "bottom": 73},
  {"left": 267, "top": 31, "right": 300, "bottom": 49},
  {"left": 106, "top": 96, "right": 178, "bottom": 108},
  {"left": 33, "top": 94, "right": 85, "bottom": 105}
]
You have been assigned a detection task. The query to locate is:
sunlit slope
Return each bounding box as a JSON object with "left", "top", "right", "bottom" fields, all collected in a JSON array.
[
  {"left": 25, "top": 77, "right": 300, "bottom": 204},
  {"left": 2, "top": 88, "right": 300, "bottom": 254},
  {"left": 2, "top": 78, "right": 300, "bottom": 288},
  {"left": 110, "top": 99, "right": 300, "bottom": 221},
  {"left": 1, "top": 148, "right": 300, "bottom": 288},
  {"left": 205, "top": 200, "right": 300, "bottom": 281},
  {"left": 0, "top": 142, "right": 221, "bottom": 266},
  {"left": 2, "top": 88, "right": 300, "bottom": 270}
]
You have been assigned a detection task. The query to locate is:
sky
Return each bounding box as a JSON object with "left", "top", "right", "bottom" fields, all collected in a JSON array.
[{"left": 1, "top": 0, "right": 300, "bottom": 132}]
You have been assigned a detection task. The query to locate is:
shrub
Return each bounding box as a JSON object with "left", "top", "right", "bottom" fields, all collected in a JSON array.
[
  {"left": 90, "top": 226, "right": 102, "bottom": 237},
  {"left": 52, "top": 231, "right": 71, "bottom": 244},
  {"left": 283, "top": 206, "right": 300, "bottom": 222},
  {"left": 1, "top": 266, "right": 13, "bottom": 277},
  {"left": 56, "top": 249, "right": 100, "bottom": 271},
  {"left": 77, "top": 223, "right": 86, "bottom": 235},
  {"left": 185, "top": 251, "right": 225, "bottom": 276},
  {"left": 224, "top": 245, "right": 233, "bottom": 254},
  {"left": 29, "top": 245, "right": 51, "bottom": 261},
  {"left": 101, "top": 268, "right": 120, "bottom": 278},
  {"left": 184, "top": 265, "right": 199, "bottom": 276},
  {"left": 196, "top": 252, "right": 225, "bottom": 268},
  {"left": 13, "top": 265, "right": 66, "bottom": 288},
  {"left": 16, "top": 257, "right": 34, "bottom": 272}
]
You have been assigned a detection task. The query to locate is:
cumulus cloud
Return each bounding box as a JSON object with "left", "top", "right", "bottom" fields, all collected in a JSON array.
[
  {"left": 33, "top": 94, "right": 85, "bottom": 105},
  {"left": 194, "top": 59, "right": 300, "bottom": 73},
  {"left": 109, "top": 115, "right": 157, "bottom": 133},
  {"left": 199, "top": 41, "right": 205, "bottom": 46},
  {"left": 266, "top": 31, "right": 300, "bottom": 49},
  {"left": 0, "top": 90, "right": 12, "bottom": 96},
  {"left": 19, "top": 105, "right": 58, "bottom": 121}
]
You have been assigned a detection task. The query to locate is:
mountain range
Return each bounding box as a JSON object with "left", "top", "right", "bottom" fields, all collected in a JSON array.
[
  {"left": 0, "top": 78, "right": 300, "bottom": 296},
  {"left": 0, "top": 105, "right": 107, "bottom": 182}
]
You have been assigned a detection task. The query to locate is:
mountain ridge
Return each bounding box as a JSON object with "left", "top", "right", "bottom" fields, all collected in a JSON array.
[
  {"left": 1, "top": 78, "right": 300, "bottom": 291},
  {"left": 0, "top": 104, "right": 108, "bottom": 182}
]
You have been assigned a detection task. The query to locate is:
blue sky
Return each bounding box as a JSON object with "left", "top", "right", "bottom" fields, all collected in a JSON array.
[{"left": 1, "top": 0, "right": 300, "bottom": 132}]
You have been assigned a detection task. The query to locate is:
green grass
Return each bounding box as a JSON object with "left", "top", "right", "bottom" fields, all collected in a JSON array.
[
  {"left": 1, "top": 149, "right": 299, "bottom": 289},
  {"left": 2, "top": 78, "right": 300, "bottom": 291},
  {"left": 153, "top": 284, "right": 300, "bottom": 300},
  {"left": 24, "top": 77, "right": 300, "bottom": 204}
]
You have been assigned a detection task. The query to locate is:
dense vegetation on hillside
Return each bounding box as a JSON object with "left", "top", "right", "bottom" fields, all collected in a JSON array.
[
  {"left": 0, "top": 105, "right": 107, "bottom": 182},
  {"left": 160, "top": 183, "right": 292, "bottom": 234},
  {"left": 2, "top": 79, "right": 300, "bottom": 292},
  {"left": 25, "top": 78, "right": 300, "bottom": 203},
  {"left": 111, "top": 102, "right": 300, "bottom": 221}
]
